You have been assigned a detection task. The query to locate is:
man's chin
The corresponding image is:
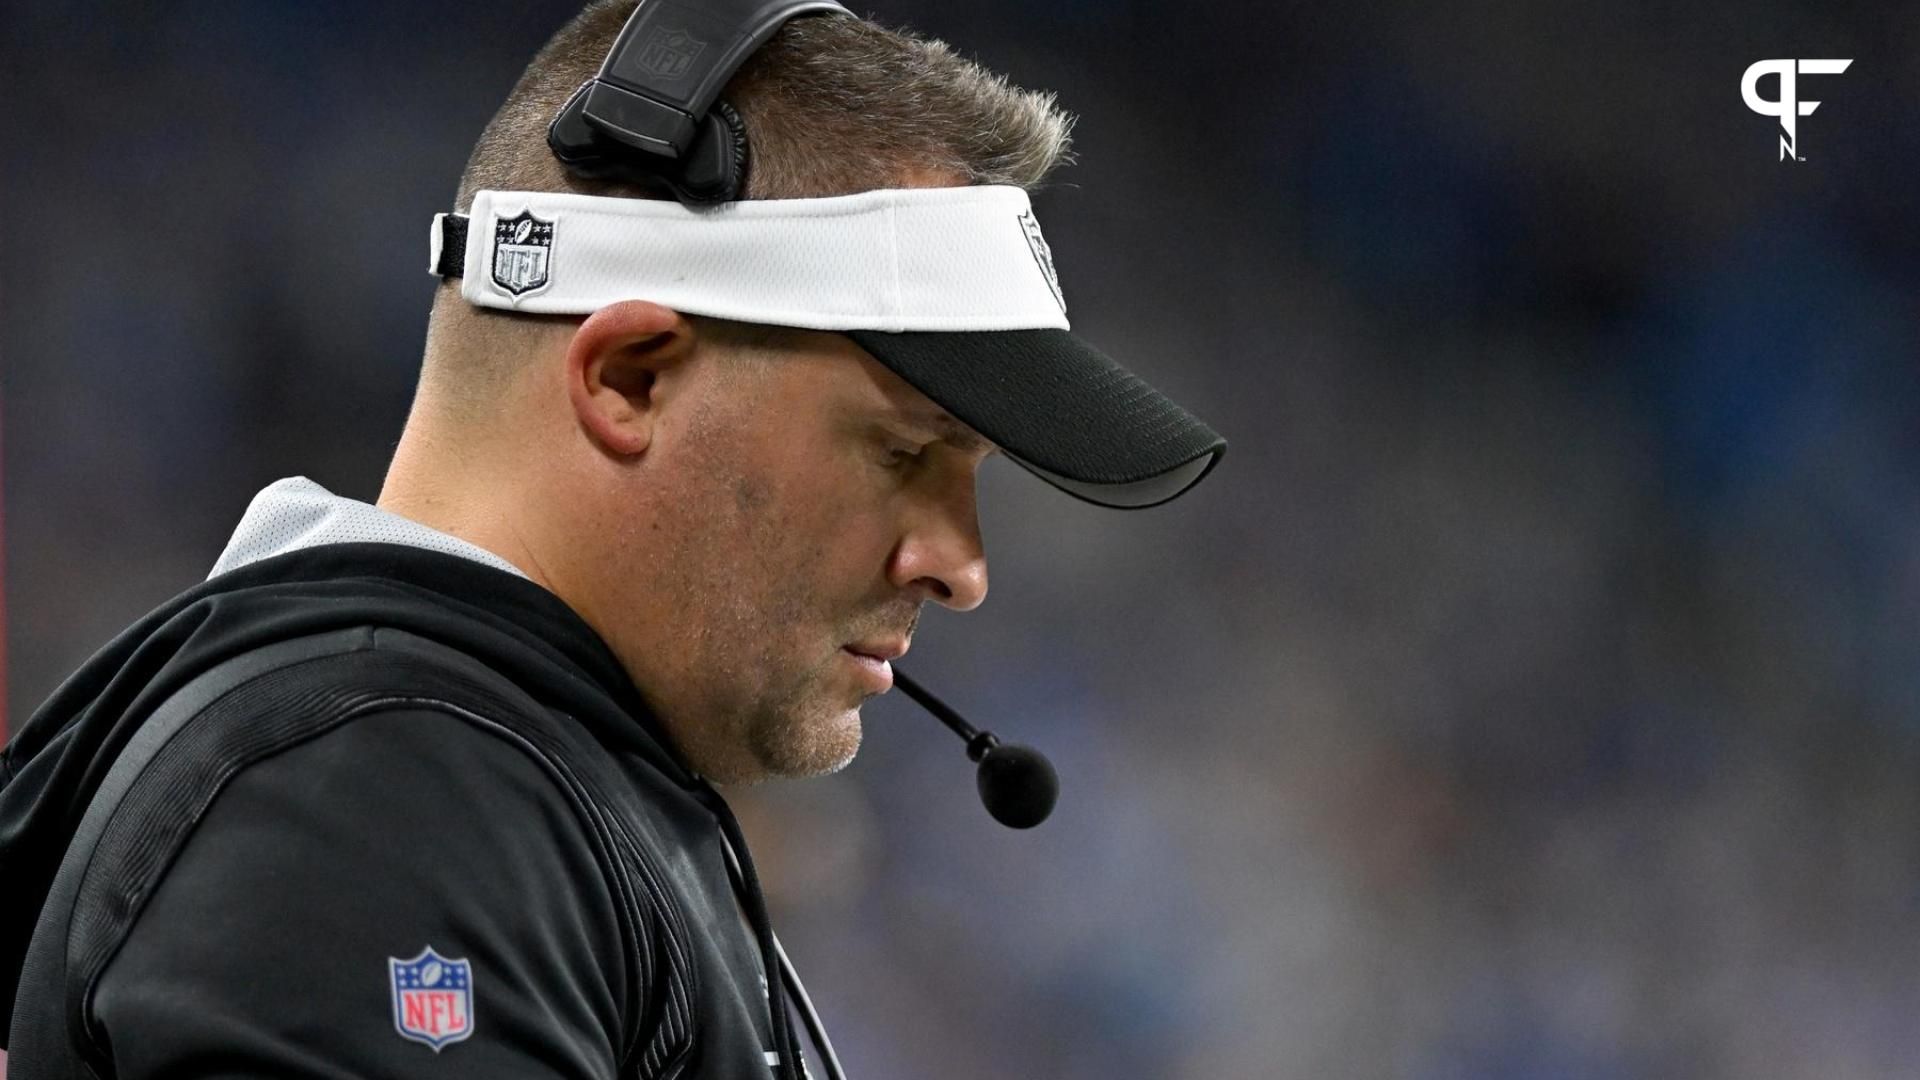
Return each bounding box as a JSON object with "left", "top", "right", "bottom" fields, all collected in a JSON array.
[{"left": 752, "top": 704, "right": 864, "bottom": 780}]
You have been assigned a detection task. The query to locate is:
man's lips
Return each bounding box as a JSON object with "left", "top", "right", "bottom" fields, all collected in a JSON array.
[
  {"left": 842, "top": 638, "right": 908, "bottom": 692},
  {"left": 844, "top": 638, "right": 910, "bottom": 662}
]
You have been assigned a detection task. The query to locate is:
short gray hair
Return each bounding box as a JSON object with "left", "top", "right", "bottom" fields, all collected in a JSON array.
[{"left": 455, "top": 4, "right": 1076, "bottom": 206}]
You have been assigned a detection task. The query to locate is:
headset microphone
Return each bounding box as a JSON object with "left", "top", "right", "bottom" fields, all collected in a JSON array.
[{"left": 892, "top": 670, "right": 1059, "bottom": 829}]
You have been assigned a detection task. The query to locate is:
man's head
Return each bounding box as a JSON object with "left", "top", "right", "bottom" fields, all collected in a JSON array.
[{"left": 385, "top": 3, "right": 1074, "bottom": 784}]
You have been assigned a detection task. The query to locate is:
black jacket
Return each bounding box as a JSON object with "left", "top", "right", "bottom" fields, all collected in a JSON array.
[{"left": 1, "top": 542, "right": 809, "bottom": 1078}]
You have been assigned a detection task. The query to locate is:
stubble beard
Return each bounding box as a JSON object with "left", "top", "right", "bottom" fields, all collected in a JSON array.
[
  {"left": 683, "top": 593, "right": 869, "bottom": 784},
  {"left": 663, "top": 504, "right": 872, "bottom": 784},
  {"left": 745, "top": 662, "right": 867, "bottom": 779},
  {"left": 658, "top": 379, "right": 892, "bottom": 783}
]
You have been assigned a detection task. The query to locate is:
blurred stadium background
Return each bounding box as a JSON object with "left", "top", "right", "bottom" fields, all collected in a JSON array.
[{"left": 6, "top": 1, "right": 1920, "bottom": 1077}]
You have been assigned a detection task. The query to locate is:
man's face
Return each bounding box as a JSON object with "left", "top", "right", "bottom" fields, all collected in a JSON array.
[{"left": 583, "top": 328, "right": 994, "bottom": 785}]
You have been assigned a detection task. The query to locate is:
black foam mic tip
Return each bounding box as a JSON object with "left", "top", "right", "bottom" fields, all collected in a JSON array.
[{"left": 975, "top": 743, "right": 1059, "bottom": 829}]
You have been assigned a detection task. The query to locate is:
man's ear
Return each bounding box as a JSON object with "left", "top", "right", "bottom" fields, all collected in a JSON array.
[{"left": 565, "top": 300, "right": 696, "bottom": 456}]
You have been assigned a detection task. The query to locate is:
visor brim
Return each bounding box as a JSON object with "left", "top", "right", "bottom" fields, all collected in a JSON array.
[{"left": 844, "top": 328, "right": 1225, "bottom": 510}]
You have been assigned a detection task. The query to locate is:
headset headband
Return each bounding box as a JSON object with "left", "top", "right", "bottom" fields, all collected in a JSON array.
[{"left": 548, "top": 0, "right": 852, "bottom": 203}]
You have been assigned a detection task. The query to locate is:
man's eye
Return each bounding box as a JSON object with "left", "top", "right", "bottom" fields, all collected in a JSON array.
[{"left": 882, "top": 440, "right": 928, "bottom": 469}]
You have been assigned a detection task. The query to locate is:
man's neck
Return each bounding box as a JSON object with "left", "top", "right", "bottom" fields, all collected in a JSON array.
[{"left": 378, "top": 424, "right": 559, "bottom": 594}]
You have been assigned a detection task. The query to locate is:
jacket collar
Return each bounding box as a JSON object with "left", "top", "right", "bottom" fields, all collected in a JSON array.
[
  {"left": 209, "top": 476, "right": 528, "bottom": 581},
  {"left": 203, "top": 478, "right": 700, "bottom": 787}
]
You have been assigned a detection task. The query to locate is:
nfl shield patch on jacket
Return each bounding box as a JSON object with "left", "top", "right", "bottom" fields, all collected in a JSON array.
[{"left": 389, "top": 946, "right": 474, "bottom": 1051}]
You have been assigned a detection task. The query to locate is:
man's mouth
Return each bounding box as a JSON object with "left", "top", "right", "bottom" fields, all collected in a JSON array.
[
  {"left": 842, "top": 637, "right": 909, "bottom": 692},
  {"left": 845, "top": 638, "right": 909, "bottom": 662}
]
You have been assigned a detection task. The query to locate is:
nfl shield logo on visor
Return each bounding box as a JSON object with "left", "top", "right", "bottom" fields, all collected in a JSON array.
[
  {"left": 492, "top": 210, "right": 554, "bottom": 296},
  {"left": 1016, "top": 209, "right": 1065, "bottom": 315},
  {"left": 389, "top": 946, "right": 475, "bottom": 1051}
]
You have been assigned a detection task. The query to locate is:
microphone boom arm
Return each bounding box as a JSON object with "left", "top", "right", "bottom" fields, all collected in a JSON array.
[
  {"left": 892, "top": 667, "right": 1060, "bottom": 829},
  {"left": 892, "top": 669, "right": 1002, "bottom": 762}
]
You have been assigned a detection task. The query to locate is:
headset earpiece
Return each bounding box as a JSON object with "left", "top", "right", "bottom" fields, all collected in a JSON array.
[
  {"left": 547, "top": 83, "right": 747, "bottom": 203},
  {"left": 668, "top": 100, "right": 750, "bottom": 204}
]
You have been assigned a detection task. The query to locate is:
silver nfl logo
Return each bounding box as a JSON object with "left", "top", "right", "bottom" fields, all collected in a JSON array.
[
  {"left": 491, "top": 211, "right": 554, "bottom": 296},
  {"left": 1016, "top": 209, "right": 1065, "bottom": 315}
]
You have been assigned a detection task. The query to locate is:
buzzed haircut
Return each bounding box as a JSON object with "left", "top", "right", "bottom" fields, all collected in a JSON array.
[{"left": 455, "top": 3, "right": 1076, "bottom": 206}]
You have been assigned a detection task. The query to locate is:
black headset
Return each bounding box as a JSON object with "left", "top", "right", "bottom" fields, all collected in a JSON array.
[{"left": 548, "top": 0, "right": 852, "bottom": 204}]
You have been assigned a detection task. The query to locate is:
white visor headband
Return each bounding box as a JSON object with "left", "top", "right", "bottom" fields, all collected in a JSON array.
[{"left": 430, "top": 186, "right": 1070, "bottom": 332}]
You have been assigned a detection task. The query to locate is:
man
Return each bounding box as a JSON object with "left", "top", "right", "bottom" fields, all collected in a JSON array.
[{"left": 0, "top": 2, "right": 1222, "bottom": 1077}]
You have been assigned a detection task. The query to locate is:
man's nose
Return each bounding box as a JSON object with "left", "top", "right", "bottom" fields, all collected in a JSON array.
[{"left": 889, "top": 485, "right": 989, "bottom": 612}]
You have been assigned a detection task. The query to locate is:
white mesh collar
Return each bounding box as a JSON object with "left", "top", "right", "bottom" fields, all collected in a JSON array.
[
  {"left": 432, "top": 185, "right": 1070, "bottom": 330},
  {"left": 208, "top": 477, "right": 529, "bottom": 581}
]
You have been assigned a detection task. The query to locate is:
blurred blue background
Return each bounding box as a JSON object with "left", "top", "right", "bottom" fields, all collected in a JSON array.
[{"left": 6, "top": 1, "right": 1920, "bottom": 1077}]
